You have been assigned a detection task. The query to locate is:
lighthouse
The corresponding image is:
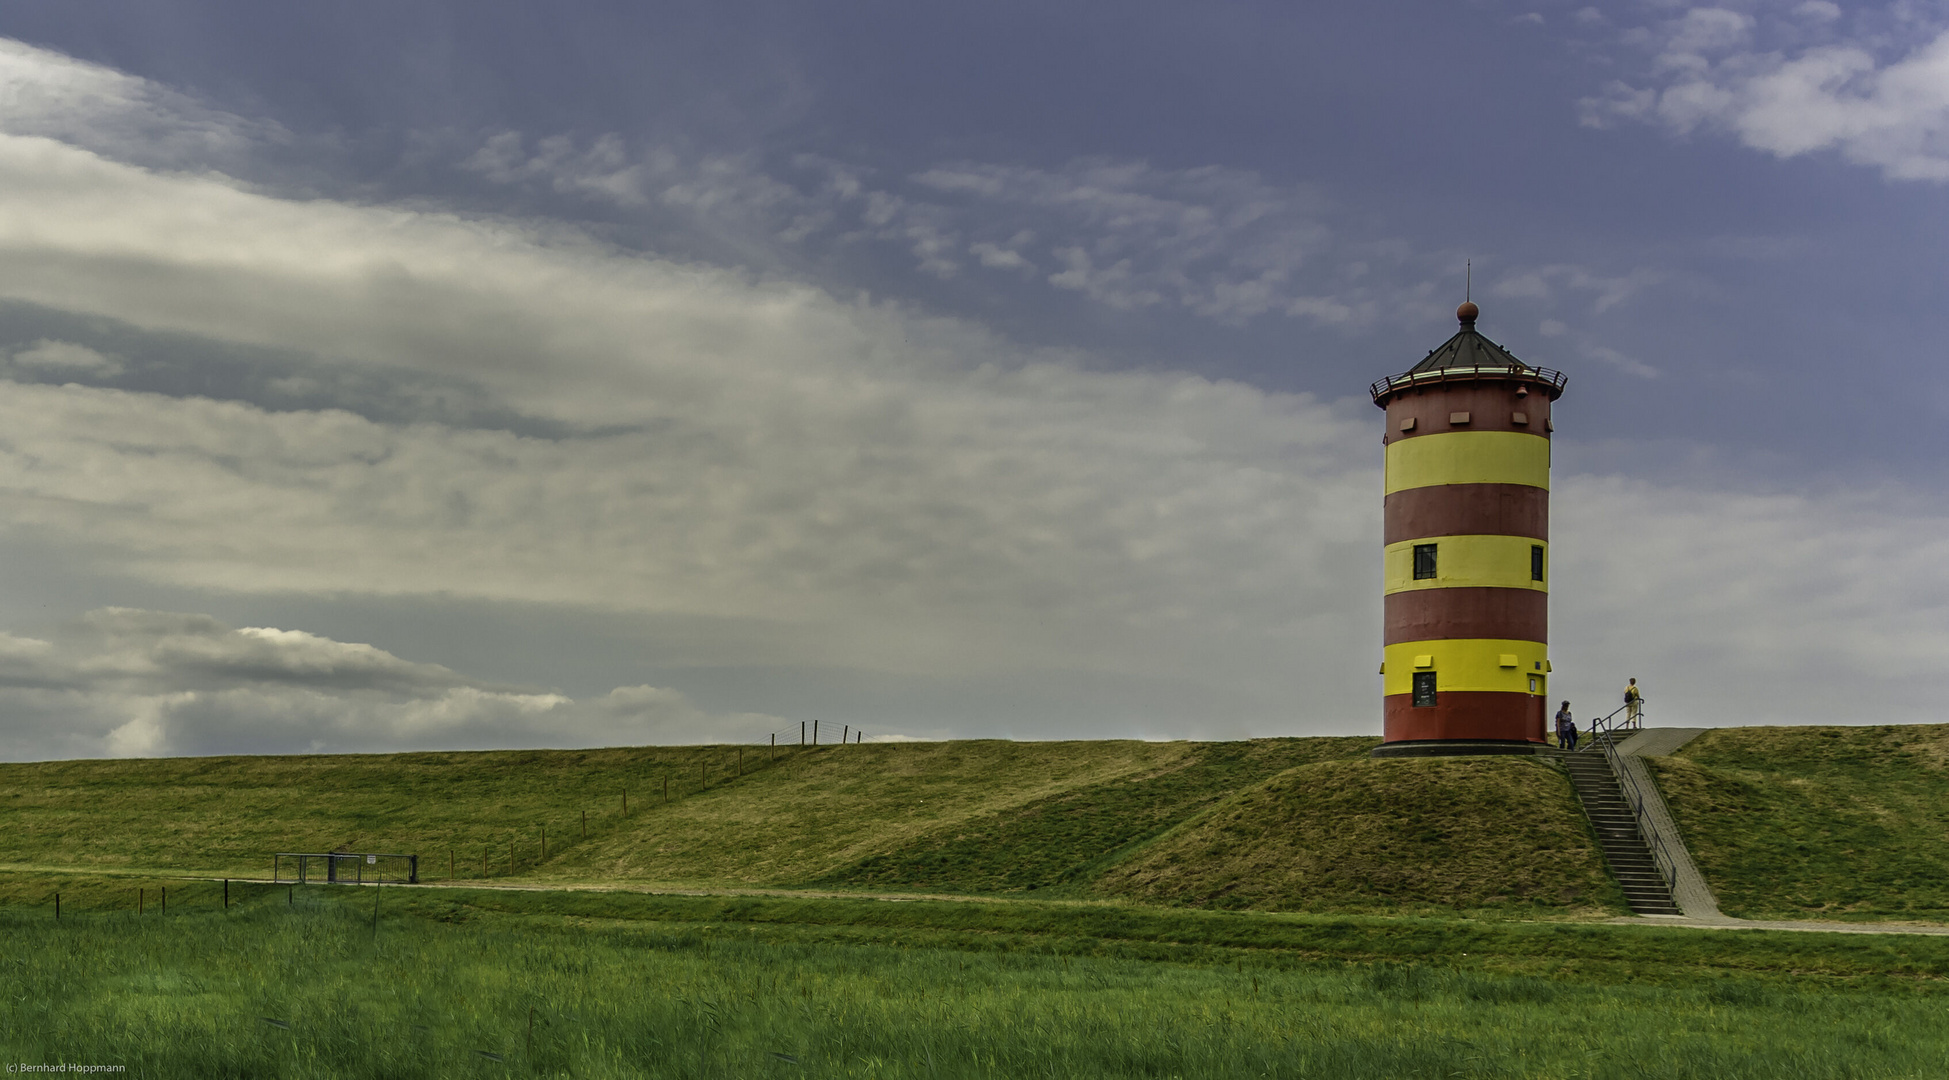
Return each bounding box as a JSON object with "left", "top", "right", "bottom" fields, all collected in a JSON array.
[{"left": 1370, "top": 302, "right": 1567, "bottom": 755}]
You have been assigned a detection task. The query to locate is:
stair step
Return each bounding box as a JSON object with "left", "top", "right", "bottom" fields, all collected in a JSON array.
[
  {"left": 1554, "top": 746, "right": 1685, "bottom": 913},
  {"left": 1557, "top": 754, "right": 1685, "bottom": 914}
]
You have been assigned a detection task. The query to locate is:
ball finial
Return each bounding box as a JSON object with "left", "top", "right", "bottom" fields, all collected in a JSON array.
[{"left": 1456, "top": 301, "right": 1479, "bottom": 325}]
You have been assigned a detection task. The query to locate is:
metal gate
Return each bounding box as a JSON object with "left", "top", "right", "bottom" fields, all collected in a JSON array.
[{"left": 273, "top": 852, "right": 418, "bottom": 884}]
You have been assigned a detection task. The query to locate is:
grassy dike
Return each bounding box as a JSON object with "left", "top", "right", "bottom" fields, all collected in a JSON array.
[
  {"left": 4, "top": 882, "right": 1949, "bottom": 1079},
  {"left": 10, "top": 732, "right": 1949, "bottom": 1075},
  {"left": 1651, "top": 724, "right": 1949, "bottom": 922},
  {"left": 0, "top": 737, "right": 1626, "bottom": 916}
]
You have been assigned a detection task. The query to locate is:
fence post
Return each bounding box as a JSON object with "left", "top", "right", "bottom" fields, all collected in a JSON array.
[
  {"left": 813, "top": 719, "right": 819, "bottom": 746},
  {"left": 663, "top": 776, "right": 669, "bottom": 803},
  {"left": 161, "top": 886, "right": 166, "bottom": 915},
  {"left": 843, "top": 724, "right": 848, "bottom": 744},
  {"left": 54, "top": 892, "right": 59, "bottom": 920},
  {"left": 409, "top": 855, "right": 419, "bottom": 884},
  {"left": 223, "top": 879, "right": 229, "bottom": 910},
  {"left": 582, "top": 810, "right": 587, "bottom": 838},
  {"left": 801, "top": 721, "right": 806, "bottom": 747},
  {"left": 771, "top": 733, "right": 776, "bottom": 762}
]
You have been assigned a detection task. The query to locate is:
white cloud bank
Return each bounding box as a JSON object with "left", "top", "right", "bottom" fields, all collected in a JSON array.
[
  {"left": 0, "top": 608, "right": 781, "bottom": 761},
  {"left": 0, "top": 36, "right": 1942, "bottom": 756},
  {"left": 0, "top": 37, "right": 286, "bottom": 172},
  {"left": 1582, "top": 3, "right": 1949, "bottom": 181}
]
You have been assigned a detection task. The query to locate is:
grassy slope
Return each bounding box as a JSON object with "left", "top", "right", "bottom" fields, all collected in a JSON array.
[
  {"left": 0, "top": 741, "right": 1184, "bottom": 884},
  {"left": 0, "top": 738, "right": 1627, "bottom": 915},
  {"left": 1650, "top": 723, "right": 1949, "bottom": 921},
  {"left": 815, "top": 737, "right": 1377, "bottom": 894},
  {"left": 1095, "top": 757, "right": 1623, "bottom": 916}
]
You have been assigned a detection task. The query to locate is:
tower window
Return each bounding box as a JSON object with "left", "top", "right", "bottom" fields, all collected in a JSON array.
[
  {"left": 1531, "top": 545, "right": 1544, "bottom": 582},
  {"left": 1412, "top": 671, "right": 1437, "bottom": 707},
  {"left": 1413, "top": 543, "right": 1437, "bottom": 580}
]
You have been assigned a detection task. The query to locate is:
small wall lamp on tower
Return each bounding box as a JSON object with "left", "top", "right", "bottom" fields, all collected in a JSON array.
[{"left": 1369, "top": 301, "right": 1568, "bottom": 757}]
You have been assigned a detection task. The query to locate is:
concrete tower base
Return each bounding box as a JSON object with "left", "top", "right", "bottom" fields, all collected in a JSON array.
[{"left": 1368, "top": 740, "right": 1545, "bottom": 759}]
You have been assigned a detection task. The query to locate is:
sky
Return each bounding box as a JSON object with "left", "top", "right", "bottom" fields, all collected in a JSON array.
[{"left": 1, "top": 0, "right": 1947, "bottom": 759}]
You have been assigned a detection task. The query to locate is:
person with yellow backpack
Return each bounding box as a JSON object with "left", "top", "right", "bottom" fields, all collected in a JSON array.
[{"left": 1624, "top": 679, "right": 1643, "bottom": 728}]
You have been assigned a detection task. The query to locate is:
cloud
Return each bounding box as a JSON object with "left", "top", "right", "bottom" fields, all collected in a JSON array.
[
  {"left": 0, "top": 37, "right": 288, "bottom": 171},
  {"left": 462, "top": 132, "right": 805, "bottom": 222},
  {"left": 465, "top": 130, "right": 1427, "bottom": 328},
  {"left": 0, "top": 35, "right": 1944, "bottom": 749},
  {"left": 0, "top": 371, "right": 1371, "bottom": 692},
  {"left": 1552, "top": 476, "right": 1949, "bottom": 726},
  {"left": 1491, "top": 263, "right": 1663, "bottom": 313},
  {"left": 0, "top": 59, "right": 1382, "bottom": 722},
  {"left": 907, "top": 159, "right": 1344, "bottom": 322},
  {"left": 1580, "top": 344, "right": 1660, "bottom": 379},
  {"left": 5, "top": 338, "right": 123, "bottom": 378},
  {"left": 0, "top": 608, "right": 781, "bottom": 760},
  {"left": 969, "top": 239, "right": 1034, "bottom": 273},
  {"left": 1581, "top": 4, "right": 1949, "bottom": 182}
]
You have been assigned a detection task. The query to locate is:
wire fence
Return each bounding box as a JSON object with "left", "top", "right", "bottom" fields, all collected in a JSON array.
[{"left": 265, "top": 733, "right": 870, "bottom": 886}]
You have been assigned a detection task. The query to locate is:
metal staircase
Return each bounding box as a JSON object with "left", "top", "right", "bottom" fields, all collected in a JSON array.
[{"left": 1551, "top": 736, "right": 1681, "bottom": 915}]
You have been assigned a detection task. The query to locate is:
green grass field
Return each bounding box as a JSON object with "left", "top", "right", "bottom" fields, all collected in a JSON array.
[
  {"left": 5, "top": 882, "right": 1949, "bottom": 1079},
  {"left": 12, "top": 729, "right": 1949, "bottom": 1076},
  {"left": 1651, "top": 724, "right": 1949, "bottom": 922},
  {"left": 0, "top": 737, "right": 1627, "bottom": 917}
]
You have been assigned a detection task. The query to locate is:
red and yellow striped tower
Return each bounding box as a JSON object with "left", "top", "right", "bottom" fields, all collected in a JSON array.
[{"left": 1370, "top": 302, "right": 1567, "bottom": 755}]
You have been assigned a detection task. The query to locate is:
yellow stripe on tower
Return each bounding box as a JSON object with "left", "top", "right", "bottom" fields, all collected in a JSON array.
[
  {"left": 1383, "top": 536, "right": 1547, "bottom": 593},
  {"left": 1384, "top": 431, "right": 1551, "bottom": 494},
  {"left": 1382, "top": 639, "right": 1550, "bottom": 697}
]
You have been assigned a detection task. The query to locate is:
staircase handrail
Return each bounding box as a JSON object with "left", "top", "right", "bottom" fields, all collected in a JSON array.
[
  {"left": 1588, "top": 698, "right": 1640, "bottom": 740},
  {"left": 1586, "top": 710, "right": 1680, "bottom": 895}
]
